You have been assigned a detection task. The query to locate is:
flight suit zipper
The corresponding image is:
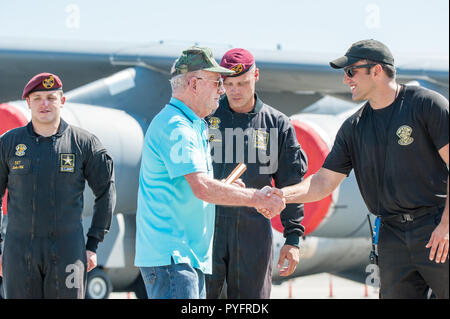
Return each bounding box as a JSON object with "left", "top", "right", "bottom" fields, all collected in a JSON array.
[
  {"left": 51, "top": 136, "right": 57, "bottom": 238},
  {"left": 31, "top": 136, "right": 40, "bottom": 241}
]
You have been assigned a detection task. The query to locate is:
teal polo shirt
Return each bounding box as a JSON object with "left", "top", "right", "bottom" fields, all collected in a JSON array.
[{"left": 134, "top": 97, "right": 215, "bottom": 274}]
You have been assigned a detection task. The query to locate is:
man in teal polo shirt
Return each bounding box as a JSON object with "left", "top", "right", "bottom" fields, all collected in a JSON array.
[{"left": 135, "top": 46, "right": 286, "bottom": 299}]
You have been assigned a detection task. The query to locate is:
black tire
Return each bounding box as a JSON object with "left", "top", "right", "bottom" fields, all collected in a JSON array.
[
  {"left": 86, "top": 268, "right": 112, "bottom": 299},
  {"left": 132, "top": 274, "right": 148, "bottom": 299}
]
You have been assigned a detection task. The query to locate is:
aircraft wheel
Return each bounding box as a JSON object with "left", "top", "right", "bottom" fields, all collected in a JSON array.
[{"left": 86, "top": 268, "right": 112, "bottom": 299}]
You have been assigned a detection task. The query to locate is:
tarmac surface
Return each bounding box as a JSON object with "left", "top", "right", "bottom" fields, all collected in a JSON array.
[{"left": 109, "top": 272, "right": 380, "bottom": 299}]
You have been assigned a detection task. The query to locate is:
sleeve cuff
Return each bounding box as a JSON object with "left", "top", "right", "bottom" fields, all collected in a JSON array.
[
  {"left": 86, "top": 236, "right": 100, "bottom": 253},
  {"left": 285, "top": 233, "right": 300, "bottom": 248}
]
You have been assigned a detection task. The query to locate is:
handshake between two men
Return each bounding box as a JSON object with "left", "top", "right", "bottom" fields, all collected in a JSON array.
[
  {"left": 253, "top": 185, "right": 286, "bottom": 219},
  {"left": 224, "top": 163, "right": 286, "bottom": 219},
  {"left": 228, "top": 177, "right": 285, "bottom": 219},
  {"left": 184, "top": 165, "right": 299, "bottom": 278}
]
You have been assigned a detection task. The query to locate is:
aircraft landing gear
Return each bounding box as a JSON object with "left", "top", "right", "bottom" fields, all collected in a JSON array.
[{"left": 86, "top": 267, "right": 112, "bottom": 299}]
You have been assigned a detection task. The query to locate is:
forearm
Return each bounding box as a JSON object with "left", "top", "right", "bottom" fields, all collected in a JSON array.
[
  {"left": 437, "top": 145, "right": 449, "bottom": 224},
  {"left": 194, "top": 177, "right": 258, "bottom": 208},
  {"left": 282, "top": 168, "right": 345, "bottom": 204},
  {"left": 280, "top": 204, "right": 303, "bottom": 247},
  {"left": 87, "top": 181, "right": 116, "bottom": 247},
  {"left": 86, "top": 149, "right": 116, "bottom": 246},
  {"left": 283, "top": 175, "right": 315, "bottom": 204},
  {"left": 186, "top": 172, "right": 285, "bottom": 215},
  {"left": 283, "top": 174, "right": 330, "bottom": 204}
]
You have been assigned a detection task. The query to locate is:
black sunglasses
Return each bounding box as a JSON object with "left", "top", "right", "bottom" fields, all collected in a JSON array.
[{"left": 344, "top": 64, "right": 377, "bottom": 78}]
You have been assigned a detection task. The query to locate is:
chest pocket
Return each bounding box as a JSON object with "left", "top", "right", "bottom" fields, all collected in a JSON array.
[{"left": 8, "top": 158, "right": 32, "bottom": 175}]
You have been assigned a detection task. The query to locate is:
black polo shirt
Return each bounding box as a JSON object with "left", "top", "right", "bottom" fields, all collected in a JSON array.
[{"left": 323, "top": 85, "right": 449, "bottom": 217}]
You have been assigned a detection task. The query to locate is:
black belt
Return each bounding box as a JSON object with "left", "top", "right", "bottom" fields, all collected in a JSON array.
[{"left": 380, "top": 207, "right": 441, "bottom": 223}]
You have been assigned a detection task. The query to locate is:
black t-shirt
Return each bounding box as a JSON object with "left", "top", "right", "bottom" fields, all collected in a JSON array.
[{"left": 323, "top": 85, "right": 449, "bottom": 217}]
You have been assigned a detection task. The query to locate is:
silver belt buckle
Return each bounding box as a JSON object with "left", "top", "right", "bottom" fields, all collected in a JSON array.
[{"left": 401, "top": 214, "right": 413, "bottom": 223}]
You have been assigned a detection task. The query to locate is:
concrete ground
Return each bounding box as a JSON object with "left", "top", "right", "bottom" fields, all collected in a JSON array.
[{"left": 109, "top": 272, "right": 379, "bottom": 299}]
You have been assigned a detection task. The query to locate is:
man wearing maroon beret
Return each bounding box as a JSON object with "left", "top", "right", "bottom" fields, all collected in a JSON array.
[
  {"left": 205, "top": 49, "right": 308, "bottom": 298},
  {"left": 0, "top": 73, "right": 115, "bottom": 298}
]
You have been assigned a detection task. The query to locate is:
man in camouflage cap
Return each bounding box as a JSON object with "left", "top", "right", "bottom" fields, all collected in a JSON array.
[
  {"left": 135, "top": 46, "right": 286, "bottom": 299},
  {"left": 170, "top": 46, "right": 235, "bottom": 77}
]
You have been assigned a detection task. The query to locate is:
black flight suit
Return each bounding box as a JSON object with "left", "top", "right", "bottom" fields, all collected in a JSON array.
[
  {"left": 0, "top": 119, "right": 115, "bottom": 299},
  {"left": 205, "top": 95, "right": 307, "bottom": 298}
]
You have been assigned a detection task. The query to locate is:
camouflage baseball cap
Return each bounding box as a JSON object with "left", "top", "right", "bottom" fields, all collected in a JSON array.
[{"left": 171, "top": 46, "right": 236, "bottom": 77}]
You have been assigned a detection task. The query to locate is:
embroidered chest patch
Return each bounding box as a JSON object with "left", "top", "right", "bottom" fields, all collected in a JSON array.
[
  {"left": 60, "top": 153, "right": 75, "bottom": 173},
  {"left": 254, "top": 129, "right": 269, "bottom": 151},
  {"left": 11, "top": 159, "right": 26, "bottom": 170},
  {"left": 396, "top": 125, "right": 414, "bottom": 146},
  {"left": 208, "top": 117, "right": 221, "bottom": 129},
  {"left": 15, "top": 144, "right": 27, "bottom": 156}
]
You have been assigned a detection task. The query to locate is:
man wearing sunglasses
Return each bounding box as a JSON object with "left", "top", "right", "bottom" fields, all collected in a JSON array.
[
  {"left": 205, "top": 48, "right": 307, "bottom": 299},
  {"left": 135, "top": 47, "right": 286, "bottom": 299},
  {"left": 276, "top": 39, "right": 449, "bottom": 298}
]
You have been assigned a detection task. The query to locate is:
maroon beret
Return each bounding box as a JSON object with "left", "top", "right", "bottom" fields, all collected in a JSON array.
[
  {"left": 220, "top": 48, "right": 255, "bottom": 78},
  {"left": 22, "top": 73, "right": 63, "bottom": 99}
]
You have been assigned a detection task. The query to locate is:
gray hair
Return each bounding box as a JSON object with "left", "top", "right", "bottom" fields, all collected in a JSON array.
[
  {"left": 169, "top": 70, "right": 203, "bottom": 92},
  {"left": 169, "top": 73, "right": 188, "bottom": 92}
]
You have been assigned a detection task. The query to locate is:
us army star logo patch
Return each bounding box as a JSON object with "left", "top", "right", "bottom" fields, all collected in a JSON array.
[{"left": 60, "top": 153, "right": 75, "bottom": 173}]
